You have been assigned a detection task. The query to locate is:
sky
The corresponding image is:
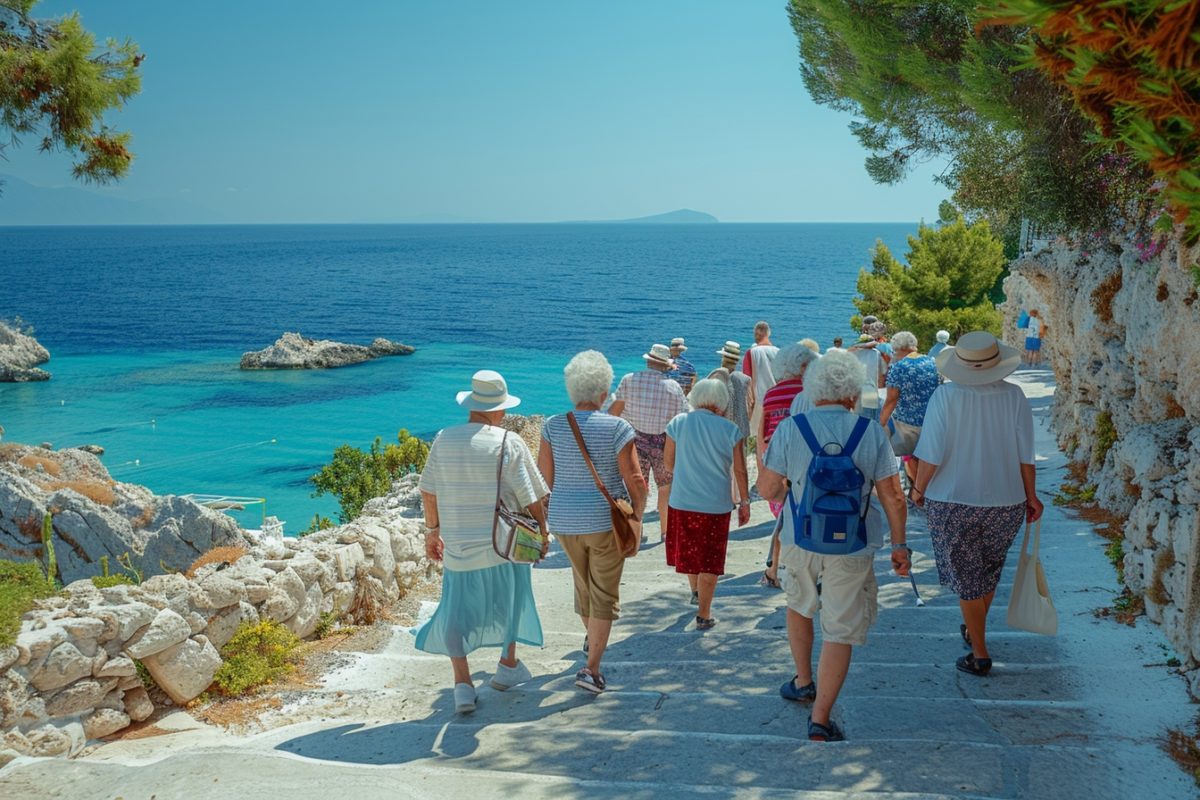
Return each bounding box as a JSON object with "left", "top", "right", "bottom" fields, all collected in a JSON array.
[{"left": 3, "top": 1, "right": 950, "bottom": 223}]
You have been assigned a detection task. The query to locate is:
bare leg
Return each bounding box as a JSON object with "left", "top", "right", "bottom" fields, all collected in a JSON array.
[
  {"left": 787, "top": 608, "right": 815, "bottom": 686},
  {"left": 687, "top": 574, "right": 698, "bottom": 592},
  {"left": 657, "top": 482, "right": 671, "bottom": 535},
  {"left": 961, "top": 591, "right": 995, "bottom": 659},
  {"left": 451, "top": 656, "right": 471, "bottom": 685},
  {"left": 586, "top": 618, "right": 614, "bottom": 675},
  {"left": 696, "top": 573, "right": 718, "bottom": 618},
  {"left": 499, "top": 642, "right": 518, "bottom": 669},
  {"left": 810, "top": 642, "right": 852, "bottom": 726}
]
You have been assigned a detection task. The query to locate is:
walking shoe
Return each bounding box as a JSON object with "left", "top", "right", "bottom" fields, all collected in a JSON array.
[
  {"left": 454, "top": 682, "right": 477, "bottom": 714},
  {"left": 695, "top": 615, "right": 716, "bottom": 630},
  {"left": 575, "top": 668, "right": 606, "bottom": 694},
  {"left": 490, "top": 660, "right": 532, "bottom": 690},
  {"left": 956, "top": 653, "right": 992, "bottom": 676},
  {"left": 690, "top": 591, "right": 699, "bottom": 605},
  {"left": 807, "top": 716, "right": 845, "bottom": 742},
  {"left": 779, "top": 676, "right": 816, "bottom": 702}
]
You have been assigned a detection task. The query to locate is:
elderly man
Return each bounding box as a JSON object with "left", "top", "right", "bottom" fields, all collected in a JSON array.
[
  {"left": 609, "top": 343, "right": 689, "bottom": 534},
  {"left": 757, "top": 349, "right": 909, "bottom": 742},
  {"left": 741, "top": 321, "right": 780, "bottom": 440},
  {"left": 707, "top": 341, "right": 752, "bottom": 440},
  {"left": 666, "top": 337, "right": 697, "bottom": 394}
]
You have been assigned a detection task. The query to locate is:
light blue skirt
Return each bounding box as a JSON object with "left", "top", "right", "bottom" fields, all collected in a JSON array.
[{"left": 413, "top": 562, "right": 543, "bottom": 658}]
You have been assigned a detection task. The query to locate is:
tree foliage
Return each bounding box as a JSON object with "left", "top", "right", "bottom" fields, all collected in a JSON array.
[
  {"left": 854, "top": 216, "right": 1006, "bottom": 348},
  {"left": 0, "top": 0, "right": 142, "bottom": 184},
  {"left": 310, "top": 430, "right": 430, "bottom": 523}
]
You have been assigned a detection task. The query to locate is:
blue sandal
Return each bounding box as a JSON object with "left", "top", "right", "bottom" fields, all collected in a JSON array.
[{"left": 780, "top": 677, "right": 816, "bottom": 702}]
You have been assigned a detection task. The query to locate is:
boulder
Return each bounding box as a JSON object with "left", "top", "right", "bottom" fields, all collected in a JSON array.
[
  {"left": 239, "top": 332, "right": 414, "bottom": 370},
  {"left": 122, "top": 686, "right": 154, "bottom": 722},
  {"left": 260, "top": 567, "right": 306, "bottom": 622},
  {"left": 0, "top": 321, "right": 51, "bottom": 382},
  {"left": 124, "top": 609, "right": 191, "bottom": 660},
  {"left": 44, "top": 678, "right": 117, "bottom": 718},
  {"left": 83, "top": 707, "right": 130, "bottom": 740},
  {"left": 284, "top": 583, "right": 324, "bottom": 639},
  {"left": 94, "top": 655, "right": 136, "bottom": 679},
  {"left": 140, "top": 635, "right": 221, "bottom": 705},
  {"left": 203, "top": 601, "right": 258, "bottom": 651},
  {"left": 29, "top": 641, "right": 95, "bottom": 692},
  {"left": 92, "top": 602, "right": 157, "bottom": 642}
]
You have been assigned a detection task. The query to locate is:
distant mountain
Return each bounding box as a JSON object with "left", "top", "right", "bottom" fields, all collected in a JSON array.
[
  {"left": 568, "top": 209, "right": 719, "bottom": 224},
  {"left": 0, "top": 175, "right": 221, "bottom": 225}
]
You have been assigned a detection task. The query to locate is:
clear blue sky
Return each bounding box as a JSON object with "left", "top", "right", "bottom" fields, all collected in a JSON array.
[{"left": 6, "top": 1, "right": 949, "bottom": 223}]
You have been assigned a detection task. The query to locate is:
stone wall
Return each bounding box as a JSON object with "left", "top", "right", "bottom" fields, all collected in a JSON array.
[
  {"left": 1000, "top": 231, "right": 1200, "bottom": 692},
  {"left": 0, "top": 474, "right": 434, "bottom": 763}
]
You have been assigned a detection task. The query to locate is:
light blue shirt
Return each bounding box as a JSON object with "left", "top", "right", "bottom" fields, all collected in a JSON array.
[{"left": 665, "top": 410, "right": 744, "bottom": 514}]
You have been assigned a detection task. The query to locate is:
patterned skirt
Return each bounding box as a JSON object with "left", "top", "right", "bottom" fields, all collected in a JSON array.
[
  {"left": 925, "top": 499, "right": 1026, "bottom": 601},
  {"left": 665, "top": 507, "right": 732, "bottom": 576},
  {"left": 413, "top": 561, "right": 543, "bottom": 658}
]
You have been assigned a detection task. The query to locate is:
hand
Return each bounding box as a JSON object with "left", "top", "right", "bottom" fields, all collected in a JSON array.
[
  {"left": 1026, "top": 494, "right": 1044, "bottom": 523},
  {"left": 910, "top": 486, "right": 925, "bottom": 508},
  {"left": 424, "top": 531, "right": 443, "bottom": 562},
  {"left": 891, "top": 546, "right": 911, "bottom": 576},
  {"left": 737, "top": 504, "right": 751, "bottom": 527},
  {"left": 539, "top": 529, "right": 551, "bottom": 558}
]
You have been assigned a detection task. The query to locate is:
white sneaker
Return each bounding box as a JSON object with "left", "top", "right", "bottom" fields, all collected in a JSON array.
[
  {"left": 454, "top": 682, "right": 476, "bottom": 714},
  {"left": 490, "top": 659, "right": 532, "bottom": 691}
]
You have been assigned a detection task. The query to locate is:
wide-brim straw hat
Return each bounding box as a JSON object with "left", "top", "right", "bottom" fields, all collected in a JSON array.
[
  {"left": 715, "top": 340, "right": 741, "bottom": 360},
  {"left": 670, "top": 337, "right": 688, "bottom": 353},
  {"left": 936, "top": 331, "right": 1021, "bottom": 385},
  {"left": 456, "top": 369, "right": 522, "bottom": 411},
  {"left": 643, "top": 343, "right": 675, "bottom": 368}
]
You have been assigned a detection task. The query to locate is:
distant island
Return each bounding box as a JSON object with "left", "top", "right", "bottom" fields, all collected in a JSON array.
[{"left": 568, "top": 209, "right": 718, "bottom": 224}]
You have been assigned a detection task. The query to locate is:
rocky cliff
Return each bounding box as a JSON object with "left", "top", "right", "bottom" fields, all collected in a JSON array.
[
  {"left": 1001, "top": 231, "right": 1200, "bottom": 693},
  {"left": 0, "top": 322, "right": 50, "bottom": 382},
  {"left": 240, "top": 332, "right": 415, "bottom": 369}
]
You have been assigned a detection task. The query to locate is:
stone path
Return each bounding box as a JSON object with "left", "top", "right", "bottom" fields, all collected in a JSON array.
[{"left": 1, "top": 371, "right": 1195, "bottom": 798}]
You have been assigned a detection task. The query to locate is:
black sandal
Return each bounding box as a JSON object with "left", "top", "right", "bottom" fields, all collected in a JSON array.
[
  {"left": 959, "top": 623, "right": 972, "bottom": 650},
  {"left": 807, "top": 716, "right": 845, "bottom": 742},
  {"left": 695, "top": 616, "right": 716, "bottom": 630},
  {"left": 956, "top": 653, "right": 992, "bottom": 676}
]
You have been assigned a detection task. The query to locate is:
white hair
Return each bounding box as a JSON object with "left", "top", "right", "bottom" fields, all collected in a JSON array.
[
  {"left": 798, "top": 338, "right": 820, "bottom": 354},
  {"left": 774, "top": 342, "right": 819, "bottom": 381},
  {"left": 564, "top": 350, "right": 613, "bottom": 405},
  {"left": 891, "top": 331, "right": 918, "bottom": 351},
  {"left": 804, "top": 349, "right": 867, "bottom": 404},
  {"left": 688, "top": 377, "right": 730, "bottom": 413},
  {"left": 936, "top": 330, "right": 950, "bottom": 343}
]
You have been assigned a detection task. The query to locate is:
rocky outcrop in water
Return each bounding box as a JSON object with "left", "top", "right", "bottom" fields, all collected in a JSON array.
[
  {"left": 239, "top": 332, "right": 415, "bottom": 370},
  {"left": 0, "top": 321, "right": 51, "bottom": 382},
  {"left": 1001, "top": 230, "right": 1200, "bottom": 694}
]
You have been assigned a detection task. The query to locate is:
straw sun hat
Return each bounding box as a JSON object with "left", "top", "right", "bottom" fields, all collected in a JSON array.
[
  {"left": 715, "top": 341, "right": 742, "bottom": 361},
  {"left": 670, "top": 337, "right": 688, "bottom": 352},
  {"left": 935, "top": 331, "right": 1021, "bottom": 385},
  {"left": 456, "top": 370, "right": 522, "bottom": 411},
  {"left": 643, "top": 343, "right": 676, "bottom": 368}
]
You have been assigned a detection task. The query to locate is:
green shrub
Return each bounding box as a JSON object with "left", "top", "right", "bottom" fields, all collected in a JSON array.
[
  {"left": 1105, "top": 537, "right": 1126, "bottom": 585},
  {"left": 212, "top": 620, "right": 301, "bottom": 696},
  {"left": 0, "top": 559, "right": 56, "bottom": 646},
  {"left": 313, "top": 611, "right": 336, "bottom": 640},
  {"left": 91, "top": 574, "right": 135, "bottom": 589},
  {"left": 310, "top": 429, "right": 430, "bottom": 522},
  {"left": 1093, "top": 411, "right": 1117, "bottom": 467},
  {"left": 300, "top": 514, "right": 335, "bottom": 537}
]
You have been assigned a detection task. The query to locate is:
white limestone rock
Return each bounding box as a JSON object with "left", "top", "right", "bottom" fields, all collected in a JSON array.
[
  {"left": 28, "top": 641, "right": 94, "bottom": 692},
  {"left": 260, "top": 567, "right": 306, "bottom": 622},
  {"left": 0, "top": 320, "right": 51, "bottom": 381},
  {"left": 122, "top": 686, "right": 154, "bottom": 722},
  {"left": 239, "top": 332, "right": 414, "bottom": 370},
  {"left": 124, "top": 609, "right": 191, "bottom": 660},
  {"left": 83, "top": 707, "right": 130, "bottom": 740},
  {"left": 140, "top": 635, "right": 221, "bottom": 705}
]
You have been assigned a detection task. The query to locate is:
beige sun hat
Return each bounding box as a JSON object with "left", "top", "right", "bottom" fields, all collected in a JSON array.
[
  {"left": 456, "top": 370, "right": 522, "bottom": 411},
  {"left": 642, "top": 343, "right": 675, "bottom": 368},
  {"left": 936, "top": 331, "right": 1021, "bottom": 385},
  {"left": 715, "top": 341, "right": 742, "bottom": 361},
  {"left": 670, "top": 337, "right": 688, "bottom": 352}
]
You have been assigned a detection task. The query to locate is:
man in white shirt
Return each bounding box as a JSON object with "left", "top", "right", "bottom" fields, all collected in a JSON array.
[{"left": 741, "top": 321, "right": 780, "bottom": 439}]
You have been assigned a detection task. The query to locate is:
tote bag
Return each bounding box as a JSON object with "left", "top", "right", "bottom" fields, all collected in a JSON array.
[{"left": 1007, "top": 520, "right": 1057, "bottom": 635}]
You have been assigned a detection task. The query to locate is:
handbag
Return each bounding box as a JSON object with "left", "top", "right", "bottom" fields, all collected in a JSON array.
[
  {"left": 566, "top": 413, "right": 641, "bottom": 558},
  {"left": 491, "top": 431, "right": 546, "bottom": 564},
  {"left": 1006, "top": 519, "right": 1057, "bottom": 635}
]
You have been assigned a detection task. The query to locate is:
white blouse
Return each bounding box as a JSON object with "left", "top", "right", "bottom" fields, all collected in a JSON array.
[{"left": 914, "top": 381, "right": 1034, "bottom": 507}]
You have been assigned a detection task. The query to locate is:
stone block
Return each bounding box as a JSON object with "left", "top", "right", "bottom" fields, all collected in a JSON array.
[
  {"left": 138, "top": 572, "right": 190, "bottom": 597},
  {"left": 124, "top": 608, "right": 191, "bottom": 660},
  {"left": 95, "top": 654, "right": 136, "bottom": 678},
  {"left": 123, "top": 685, "right": 154, "bottom": 722},
  {"left": 16, "top": 620, "right": 69, "bottom": 665},
  {"left": 83, "top": 707, "right": 130, "bottom": 739},
  {"left": 260, "top": 567, "right": 305, "bottom": 622},
  {"left": 331, "top": 581, "right": 354, "bottom": 616},
  {"left": 288, "top": 555, "right": 327, "bottom": 588},
  {"left": 246, "top": 582, "right": 271, "bottom": 604},
  {"left": 29, "top": 641, "right": 94, "bottom": 692},
  {"left": 7, "top": 721, "right": 85, "bottom": 758},
  {"left": 203, "top": 601, "right": 257, "bottom": 651},
  {"left": 0, "top": 645, "right": 18, "bottom": 673},
  {"left": 140, "top": 635, "right": 221, "bottom": 705},
  {"left": 117, "top": 674, "right": 142, "bottom": 691},
  {"left": 60, "top": 616, "right": 106, "bottom": 639},
  {"left": 44, "top": 678, "right": 118, "bottom": 717},
  {"left": 186, "top": 611, "right": 208, "bottom": 634},
  {"left": 285, "top": 583, "right": 324, "bottom": 639},
  {"left": 333, "top": 543, "right": 365, "bottom": 581},
  {"left": 189, "top": 573, "right": 247, "bottom": 610}
]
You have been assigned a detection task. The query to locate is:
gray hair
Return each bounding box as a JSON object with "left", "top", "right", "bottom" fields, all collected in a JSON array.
[
  {"left": 798, "top": 338, "right": 820, "bottom": 354},
  {"left": 774, "top": 342, "right": 819, "bottom": 381},
  {"left": 805, "top": 349, "right": 867, "bottom": 404},
  {"left": 688, "top": 377, "right": 730, "bottom": 413},
  {"left": 564, "top": 350, "right": 613, "bottom": 405},
  {"left": 891, "top": 331, "right": 918, "bottom": 351},
  {"left": 936, "top": 330, "right": 950, "bottom": 343}
]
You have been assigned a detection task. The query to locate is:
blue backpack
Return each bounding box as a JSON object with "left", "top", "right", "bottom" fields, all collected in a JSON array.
[
  {"left": 786, "top": 414, "right": 872, "bottom": 555},
  {"left": 1017, "top": 310, "right": 1030, "bottom": 329}
]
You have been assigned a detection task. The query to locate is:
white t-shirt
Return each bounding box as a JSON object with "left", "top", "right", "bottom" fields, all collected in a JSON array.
[
  {"left": 419, "top": 423, "right": 548, "bottom": 571},
  {"left": 852, "top": 347, "right": 885, "bottom": 408},
  {"left": 914, "top": 381, "right": 1034, "bottom": 506},
  {"left": 763, "top": 407, "right": 898, "bottom": 553},
  {"left": 1026, "top": 317, "right": 1043, "bottom": 339},
  {"left": 746, "top": 345, "right": 780, "bottom": 405}
]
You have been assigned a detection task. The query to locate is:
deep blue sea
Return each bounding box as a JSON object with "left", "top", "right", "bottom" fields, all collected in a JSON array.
[{"left": 1, "top": 223, "right": 917, "bottom": 528}]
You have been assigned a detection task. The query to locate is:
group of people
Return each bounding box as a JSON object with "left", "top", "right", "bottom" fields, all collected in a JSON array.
[{"left": 414, "top": 319, "right": 1043, "bottom": 743}]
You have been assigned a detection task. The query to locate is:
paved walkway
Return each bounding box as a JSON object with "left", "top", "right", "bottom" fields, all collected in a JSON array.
[{"left": 1, "top": 371, "right": 1195, "bottom": 798}]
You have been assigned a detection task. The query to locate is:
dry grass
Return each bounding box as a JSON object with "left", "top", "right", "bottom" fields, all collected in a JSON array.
[
  {"left": 1095, "top": 588, "right": 1145, "bottom": 626},
  {"left": 1162, "top": 725, "right": 1200, "bottom": 788},
  {"left": 185, "top": 546, "right": 249, "bottom": 578},
  {"left": 41, "top": 480, "right": 115, "bottom": 506},
  {"left": 18, "top": 454, "right": 61, "bottom": 477},
  {"left": 1147, "top": 547, "right": 1176, "bottom": 606},
  {"left": 1166, "top": 395, "right": 1187, "bottom": 420},
  {"left": 1091, "top": 270, "right": 1123, "bottom": 323},
  {"left": 130, "top": 503, "right": 156, "bottom": 530},
  {"left": 1065, "top": 459, "right": 1090, "bottom": 485},
  {"left": 348, "top": 571, "right": 390, "bottom": 625}
]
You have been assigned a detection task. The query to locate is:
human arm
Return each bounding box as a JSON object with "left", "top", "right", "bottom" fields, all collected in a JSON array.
[
  {"left": 880, "top": 387, "right": 900, "bottom": 430},
  {"left": 733, "top": 439, "right": 751, "bottom": 526},
  {"left": 607, "top": 399, "right": 625, "bottom": 419},
  {"left": 911, "top": 459, "right": 938, "bottom": 507},
  {"left": 524, "top": 494, "right": 550, "bottom": 557},
  {"left": 536, "top": 437, "right": 555, "bottom": 490},
  {"left": 420, "top": 490, "right": 443, "bottom": 561},
  {"left": 617, "top": 441, "right": 647, "bottom": 520},
  {"left": 1020, "top": 462, "right": 1043, "bottom": 522},
  {"left": 664, "top": 435, "right": 676, "bottom": 475},
  {"left": 876, "top": 474, "right": 910, "bottom": 575}
]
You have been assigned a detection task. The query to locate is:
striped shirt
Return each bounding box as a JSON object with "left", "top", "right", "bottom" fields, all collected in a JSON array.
[
  {"left": 542, "top": 411, "right": 637, "bottom": 535},
  {"left": 666, "top": 355, "right": 697, "bottom": 392},
  {"left": 419, "top": 423, "right": 548, "bottom": 571},
  {"left": 761, "top": 378, "right": 804, "bottom": 445},
  {"left": 613, "top": 369, "right": 688, "bottom": 435}
]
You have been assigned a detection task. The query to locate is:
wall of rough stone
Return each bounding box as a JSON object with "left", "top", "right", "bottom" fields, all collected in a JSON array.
[
  {"left": 0, "top": 474, "right": 434, "bottom": 764},
  {"left": 1000, "top": 232, "right": 1200, "bottom": 692}
]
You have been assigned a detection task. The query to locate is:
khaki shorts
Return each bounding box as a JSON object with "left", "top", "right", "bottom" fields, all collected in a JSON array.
[
  {"left": 558, "top": 531, "right": 625, "bottom": 621},
  {"left": 780, "top": 547, "right": 878, "bottom": 645}
]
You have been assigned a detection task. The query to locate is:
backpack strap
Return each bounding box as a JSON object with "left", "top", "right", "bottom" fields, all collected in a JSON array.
[
  {"left": 841, "top": 416, "right": 870, "bottom": 459},
  {"left": 791, "top": 414, "right": 822, "bottom": 455}
]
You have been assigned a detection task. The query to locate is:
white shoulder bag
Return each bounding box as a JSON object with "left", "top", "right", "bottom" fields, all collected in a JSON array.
[{"left": 1006, "top": 520, "right": 1057, "bottom": 636}]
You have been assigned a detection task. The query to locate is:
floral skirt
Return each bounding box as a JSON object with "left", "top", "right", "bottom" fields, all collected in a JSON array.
[
  {"left": 925, "top": 499, "right": 1025, "bottom": 601},
  {"left": 665, "top": 507, "right": 732, "bottom": 576},
  {"left": 414, "top": 561, "right": 543, "bottom": 658}
]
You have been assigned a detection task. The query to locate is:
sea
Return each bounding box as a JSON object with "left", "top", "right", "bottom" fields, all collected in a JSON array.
[{"left": 1, "top": 223, "right": 917, "bottom": 530}]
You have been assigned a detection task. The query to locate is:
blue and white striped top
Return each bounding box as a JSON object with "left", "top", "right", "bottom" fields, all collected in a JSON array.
[{"left": 542, "top": 411, "right": 637, "bottom": 535}]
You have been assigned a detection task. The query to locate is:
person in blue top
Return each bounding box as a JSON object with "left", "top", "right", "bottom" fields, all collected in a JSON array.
[
  {"left": 881, "top": 331, "right": 941, "bottom": 485},
  {"left": 663, "top": 378, "right": 751, "bottom": 630},
  {"left": 928, "top": 330, "right": 951, "bottom": 360},
  {"left": 667, "top": 337, "right": 697, "bottom": 394}
]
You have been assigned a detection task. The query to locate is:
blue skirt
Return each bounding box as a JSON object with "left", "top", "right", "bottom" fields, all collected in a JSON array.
[{"left": 414, "top": 562, "right": 543, "bottom": 658}]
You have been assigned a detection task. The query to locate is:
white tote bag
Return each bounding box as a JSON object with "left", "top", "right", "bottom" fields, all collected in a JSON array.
[{"left": 1007, "top": 520, "right": 1058, "bottom": 636}]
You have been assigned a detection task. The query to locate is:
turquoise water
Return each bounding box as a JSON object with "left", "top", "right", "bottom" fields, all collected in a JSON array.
[{"left": 1, "top": 223, "right": 919, "bottom": 527}]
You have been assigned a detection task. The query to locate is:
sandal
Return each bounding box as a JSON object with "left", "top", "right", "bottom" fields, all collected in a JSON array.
[
  {"left": 759, "top": 570, "right": 781, "bottom": 589},
  {"left": 780, "top": 676, "right": 816, "bottom": 702},
  {"left": 695, "top": 616, "right": 716, "bottom": 631},
  {"left": 956, "top": 653, "right": 992, "bottom": 676},
  {"left": 960, "top": 623, "right": 972, "bottom": 650},
  {"left": 574, "top": 668, "right": 606, "bottom": 694},
  {"left": 807, "top": 716, "right": 845, "bottom": 742}
]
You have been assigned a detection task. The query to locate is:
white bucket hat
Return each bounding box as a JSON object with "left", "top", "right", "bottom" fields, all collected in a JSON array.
[
  {"left": 715, "top": 341, "right": 741, "bottom": 361},
  {"left": 670, "top": 337, "right": 688, "bottom": 353},
  {"left": 643, "top": 343, "right": 675, "bottom": 368},
  {"left": 456, "top": 370, "right": 521, "bottom": 411},
  {"left": 936, "top": 331, "right": 1021, "bottom": 385}
]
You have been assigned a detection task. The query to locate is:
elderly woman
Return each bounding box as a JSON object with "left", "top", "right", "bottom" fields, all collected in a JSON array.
[
  {"left": 416, "top": 370, "right": 550, "bottom": 714},
  {"left": 757, "top": 350, "right": 910, "bottom": 742},
  {"left": 879, "top": 331, "right": 940, "bottom": 484},
  {"left": 758, "top": 342, "right": 819, "bottom": 588},
  {"left": 663, "top": 378, "right": 751, "bottom": 629},
  {"left": 539, "top": 351, "right": 647, "bottom": 694},
  {"left": 912, "top": 332, "right": 1044, "bottom": 677}
]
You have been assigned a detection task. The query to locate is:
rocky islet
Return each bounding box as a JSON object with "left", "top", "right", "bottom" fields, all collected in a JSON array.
[{"left": 239, "top": 332, "right": 415, "bottom": 370}]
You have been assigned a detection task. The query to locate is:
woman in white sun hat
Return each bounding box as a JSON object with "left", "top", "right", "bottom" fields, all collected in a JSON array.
[
  {"left": 911, "top": 332, "right": 1044, "bottom": 678},
  {"left": 416, "top": 370, "right": 550, "bottom": 714}
]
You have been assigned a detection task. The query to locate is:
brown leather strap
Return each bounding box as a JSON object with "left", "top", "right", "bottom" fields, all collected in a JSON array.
[{"left": 566, "top": 412, "right": 620, "bottom": 509}]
